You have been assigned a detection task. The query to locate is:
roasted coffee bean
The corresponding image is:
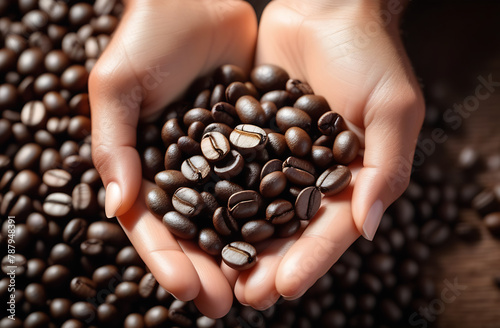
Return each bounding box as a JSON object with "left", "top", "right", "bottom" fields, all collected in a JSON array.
[
  {"left": 146, "top": 187, "right": 173, "bottom": 218},
  {"left": 34, "top": 73, "right": 60, "bottom": 96},
  {"left": 43, "top": 192, "right": 72, "bottom": 217},
  {"left": 0, "top": 170, "right": 15, "bottom": 192},
  {"left": 332, "top": 130, "right": 360, "bottom": 164},
  {"left": 484, "top": 212, "right": 500, "bottom": 236},
  {"left": 226, "top": 81, "right": 251, "bottom": 104},
  {"left": 2, "top": 253, "right": 27, "bottom": 276},
  {"left": 12, "top": 122, "right": 32, "bottom": 145},
  {"left": 49, "top": 243, "right": 75, "bottom": 266},
  {"left": 201, "top": 131, "right": 230, "bottom": 162},
  {"left": 61, "top": 65, "right": 88, "bottom": 92},
  {"left": 72, "top": 183, "right": 97, "bottom": 214},
  {"left": 63, "top": 218, "right": 87, "bottom": 246},
  {"left": 260, "top": 159, "right": 283, "bottom": 180},
  {"left": 70, "top": 301, "right": 96, "bottom": 323},
  {"left": 164, "top": 143, "right": 182, "bottom": 170},
  {"left": 34, "top": 129, "right": 57, "bottom": 148},
  {"left": 239, "top": 162, "right": 261, "bottom": 190},
  {"left": 26, "top": 212, "right": 48, "bottom": 236},
  {"left": 260, "top": 171, "right": 287, "bottom": 198},
  {"left": 138, "top": 272, "right": 158, "bottom": 298},
  {"left": 115, "top": 281, "right": 140, "bottom": 302},
  {"left": 183, "top": 108, "right": 213, "bottom": 127},
  {"left": 70, "top": 276, "right": 96, "bottom": 299},
  {"left": 266, "top": 199, "right": 295, "bottom": 224},
  {"left": 214, "top": 150, "right": 244, "bottom": 179},
  {"left": 97, "top": 303, "right": 119, "bottom": 326},
  {"left": 92, "top": 15, "right": 118, "bottom": 34},
  {"left": 142, "top": 146, "right": 165, "bottom": 181},
  {"left": 250, "top": 64, "right": 289, "bottom": 93},
  {"left": 24, "top": 312, "right": 51, "bottom": 328},
  {"left": 210, "top": 84, "right": 226, "bottom": 107},
  {"left": 198, "top": 192, "right": 217, "bottom": 217},
  {"left": 163, "top": 211, "right": 197, "bottom": 239},
  {"left": 43, "top": 169, "right": 72, "bottom": 191},
  {"left": 21, "top": 101, "right": 48, "bottom": 129},
  {"left": 276, "top": 106, "right": 311, "bottom": 133},
  {"left": 92, "top": 264, "right": 119, "bottom": 290},
  {"left": 282, "top": 156, "right": 316, "bottom": 186},
  {"left": 44, "top": 50, "right": 70, "bottom": 74},
  {"left": 177, "top": 135, "right": 201, "bottom": 155},
  {"left": 228, "top": 190, "right": 263, "bottom": 219},
  {"left": 261, "top": 90, "right": 291, "bottom": 109},
  {"left": 168, "top": 300, "right": 193, "bottom": 327},
  {"left": 295, "top": 186, "right": 322, "bottom": 220},
  {"left": 172, "top": 187, "right": 204, "bottom": 218},
  {"left": 316, "top": 165, "right": 352, "bottom": 196},
  {"left": 161, "top": 118, "right": 185, "bottom": 146},
  {"left": 187, "top": 121, "right": 206, "bottom": 142},
  {"left": 241, "top": 220, "right": 274, "bottom": 243},
  {"left": 80, "top": 238, "right": 104, "bottom": 256},
  {"left": 275, "top": 218, "right": 301, "bottom": 238},
  {"left": 87, "top": 221, "right": 127, "bottom": 247},
  {"left": 230, "top": 124, "right": 267, "bottom": 152},
  {"left": 310, "top": 145, "right": 335, "bottom": 169},
  {"left": 213, "top": 207, "right": 238, "bottom": 236},
  {"left": 204, "top": 122, "right": 233, "bottom": 139},
  {"left": 0, "top": 84, "right": 18, "bottom": 110},
  {"left": 49, "top": 298, "right": 72, "bottom": 322},
  {"left": 214, "top": 64, "right": 246, "bottom": 86},
  {"left": 221, "top": 241, "right": 257, "bottom": 271},
  {"left": 285, "top": 127, "right": 312, "bottom": 157},
  {"left": 69, "top": 2, "right": 94, "bottom": 26},
  {"left": 286, "top": 79, "right": 314, "bottom": 100},
  {"left": 198, "top": 228, "right": 224, "bottom": 255},
  {"left": 472, "top": 188, "right": 499, "bottom": 215},
  {"left": 0, "top": 48, "right": 16, "bottom": 73},
  {"left": 42, "top": 264, "right": 71, "bottom": 289},
  {"left": 213, "top": 180, "right": 244, "bottom": 203},
  {"left": 155, "top": 170, "right": 191, "bottom": 194},
  {"left": 210, "top": 102, "right": 237, "bottom": 127},
  {"left": 17, "top": 47, "right": 44, "bottom": 75},
  {"left": 14, "top": 143, "right": 43, "bottom": 171},
  {"left": 235, "top": 95, "right": 266, "bottom": 126},
  {"left": 266, "top": 132, "right": 288, "bottom": 157},
  {"left": 181, "top": 155, "right": 211, "bottom": 184},
  {"left": 317, "top": 111, "right": 345, "bottom": 137},
  {"left": 294, "top": 95, "right": 331, "bottom": 120},
  {"left": 10, "top": 169, "right": 40, "bottom": 196}
]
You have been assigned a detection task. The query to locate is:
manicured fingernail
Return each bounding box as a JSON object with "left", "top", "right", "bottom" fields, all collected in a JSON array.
[
  {"left": 105, "top": 182, "right": 122, "bottom": 218},
  {"left": 362, "top": 200, "right": 384, "bottom": 241}
]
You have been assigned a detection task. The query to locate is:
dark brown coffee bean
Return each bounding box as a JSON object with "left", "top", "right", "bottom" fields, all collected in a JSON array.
[
  {"left": 484, "top": 212, "right": 500, "bottom": 236},
  {"left": 239, "top": 162, "right": 261, "bottom": 190},
  {"left": 226, "top": 81, "right": 251, "bottom": 104},
  {"left": 316, "top": 165, "right": 351, "bottom": 196},
  {"left": 241, "top": 219, "right": 274, "bottom": 243},
  {"left": 24, "top": 312, "right": 51, "bottom": 328},
  {"left": 200, "top": 191, "right": 218, "bottom": 216},
  {"left": 80, "top": 238, "right": 104, "bottom": 256},
  {"left": 0, "top": 48, "right": 16, "bottom": 73},
  {"left": 91, "top": 15, "right": 118, "bottom": 34},
  {"left": 141, "top": 146, "right": 164, "bottom": 181},
  {"left": 161, "top": 118, "right": 185, "bottom": 146},
  {"left": 61, "top": 65, "right": 88, "bottom": 92},
  {"left": 146, "top": 187, "right": 173, "bottom": 218},
  {"left": 266, "top": 132, "right": 287, "bottom": 157},
  {"left": 1, "top": 191, "right": 33, "bottom": 219},
  {"left": 155, "top": 170, "right": 191, "bottom": 194},
  {"left": 201, "top": 131, "right": 230, "bottom": 162},
  {"left": 72, "top": 183, "right": 97, "bottom": 214},
  {"left": 250, "top": 64, "right": 289, "bottom": 93},
  {"left": 87, "top": 221, "right": 128, "bottom": 247},
  {"left": 332, "top": 130, "right": 360, "bottom": 164},
  {"left": 42, "top": 264, "right": 71, "bottom": 289},
  {"left": 221, "top": 241, "right": 257, "bottom": 271},
  {"left": 214, "top": 180, "right": 244, "bottom": 204},
  {"left": 10, "top": 169, "right": 40, "bottom": 196},
  {"left": 70, "top": 301, "right": 96, "bottom": 323},
  {"left": 63, "top": 218, "right": 87, "bottom": 246},
  {"left": 177, "top": 135, "right": 201, "bottom": 155},
  {"left": 0, "top": 84, "right": 18, "bottom": 110},
  {"left": 164, "top": 143, "right": 182, "bottom": 170},
  {"left": 317, "top": 111, "right": 344, "bottom": 137},
  {"left": 260, "top": 159, "right": 283, "bottom": 180},
  {"left": 34, "top": 73, "right": 60, "bottom": 96},
  {"left": 214, "top": 150, "right": 244, "bottom": 179},
  {"left": 70, "top": 276, "right": 96, "bottom": 299},
  {"left": 228, "top": 190, "right": 262, "bottom": 219},
  {"left": 181, "top": 155, "right": 211, "bottom": 184},
  {"left": 212, "top": 207, "right": 238, "bottom": 236},
  {"left": 294, "top": 95, "right": 331, "bottom": 120},
  {"left": 43, "top": 169, "right": 71, "bottom": 191},
  {"left": 235, "top": 95, "right": 266, "bottom": 126},
  {"left": 69, "top": 3, "right": 94, "bottom": 26},
  {"left": 261, "top": 100, "right": 278, "bottom": 122},
  {"left": 138, "top": 272, "right": 158, "bottom": 299},
  {"left": 286, "top": 79, "right": 313, "bottom": 100},
  {"left": 275, "top": 218, "right": 301, "bottom": 238},
  {"left": 266, "top": 199, "right": 295, "bottom": 224},
  {"left": 211, "top": 101, "right": 237, "bottom": 126},
  {"left": 213, "top": 64, "right": 247, "bottom": 86},
  {"left": 203, "top": 122, "right": 233, "bottom": 139},
  {"left": 472, "top": 189, "right": 499, "bottom": 215},
  {"left": 43, "top": 192, "right": 72, "bottom": 217},
  {"left": 230, "top": 124, "right": 267, "bottom": 152},
  {"left": 172, "top": 187, "right": 204, "bottom": 218},
  {"left": 311, "top": 145, "right": 335, "bottom": 169},
  {"left": 198, "top": 228, "right": 224, "bottom": 256},
  {"left": 186, "top": 121, "right": 205, "bottom": 142},
  {"left": 2, "top": 253, "right": 27, "bottom": 275},
  {"left": 34, "top": 129, "right": 57, "bottom": 148},
  {"left": 183, "top": 108, "right": 213, "bottom": 127},
  {"left": 295, "top": 186, "right": 321, "bottom": 220},
  {"left": 21, "top": 101, "right": 47, "bottom": 129},
  {"left": 420, "top": 220, "right": 450, "bottom": 246},
  {"left": 115, "top": 281, "right": 140, "bottom": 302},
  {"left": 0, "top": 170, "right": 14, "bottom": 192},
  {"left": 210, "top": 84, "right": 226, "bottom": 107},
  {"left": 260, "top": 171, "right": 287, "bottom": 198},
  {"left": 17, "top": 48, "right": 44, "bottom": 75},
  {"left": 285, "top": 127, "right": 312, "bottom": 157},
  {"left": 282, "top": 156, "right": 316, "bottom": 186},
  {"left": 276, "top": 106, "right": 311, "bottom": 133}
]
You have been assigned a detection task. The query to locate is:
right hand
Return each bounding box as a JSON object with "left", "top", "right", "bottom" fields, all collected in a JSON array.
[{"left": 89, "top": 0, "right": 257, "bottom": 318}]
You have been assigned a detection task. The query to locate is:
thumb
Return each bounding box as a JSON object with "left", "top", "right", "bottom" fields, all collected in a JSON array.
[
  {"left": 89, "top": 59, "right": 142, "bottom": 218},
  {"left": 352, "top": 81, "right": 424, "bottom": 240}
]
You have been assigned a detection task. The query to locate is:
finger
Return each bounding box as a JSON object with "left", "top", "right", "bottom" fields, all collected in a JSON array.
[
  {"left": 178, "top": 240, "right": 233, "bottom": 318},
  {"left": 117, "top": 180, "right": 201, "bottom": 301},
  {"left": 352, "top": 77, "right": 424, "bottom": 240},
  {"left": 275, "top": 164, "right": 361, "bottom": 299},
  {"left": 89, "top": 37, "right": 142, "bottom": 218}
]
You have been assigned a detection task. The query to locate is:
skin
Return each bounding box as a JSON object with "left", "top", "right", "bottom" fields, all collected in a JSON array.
[{"left": 89, "top": 0, "right": 424, "bottom": 318}]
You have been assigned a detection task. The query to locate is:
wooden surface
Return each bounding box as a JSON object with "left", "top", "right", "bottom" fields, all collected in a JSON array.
[{"left": 403, "top": 2, "right": 500, "bottom": 327}]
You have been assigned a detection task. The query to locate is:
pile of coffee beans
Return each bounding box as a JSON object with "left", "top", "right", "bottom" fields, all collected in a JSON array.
[
  {"left": 0, "top": 0, "right": 469, "bottom": 327},
  {"left": 143, "top": 63, "right": 359, "bottom": 270}
]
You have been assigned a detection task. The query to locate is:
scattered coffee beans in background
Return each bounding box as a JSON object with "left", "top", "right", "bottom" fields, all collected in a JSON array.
[{"left": 0, "top": 1, "right": 490, "bottom": 327}]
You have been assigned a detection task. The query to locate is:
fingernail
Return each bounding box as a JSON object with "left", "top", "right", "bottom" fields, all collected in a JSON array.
[
  {"left": 105, "top": 182, "right": 122, "bottom": 218},
  {"left": 362, "top": 200, "right": 384, "bottom": 241}
]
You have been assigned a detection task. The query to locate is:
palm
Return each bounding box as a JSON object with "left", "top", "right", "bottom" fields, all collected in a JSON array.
[{"left": 226, "top": 1, "right": 423, "bottom": 308}]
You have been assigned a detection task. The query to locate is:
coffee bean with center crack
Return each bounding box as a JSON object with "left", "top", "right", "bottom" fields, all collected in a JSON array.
[
  {"left": 221, "top": 241, "right": 257, "bottom": 271},
  {"left": 201, "top": 131, "right": 230, "bottom": 162},
  {"left": 181, "top": 155, "right": 211, "bottom": 183},
  {"left": 295, "top": 186, "right": 322, "bottom": 220},
  {"left": 172, "top": 187, "right": 204, "bottom": 218},
  {"left": 316, "top": 165, "right": 352, "bottom": 196}
]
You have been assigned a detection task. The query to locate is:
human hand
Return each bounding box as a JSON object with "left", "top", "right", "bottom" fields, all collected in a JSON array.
[
  {"left": 225, "top": 0, "right": 425, "bottom": 309},
  {"left": 89, "top": 0, "right": 257, "bottom": 318}
]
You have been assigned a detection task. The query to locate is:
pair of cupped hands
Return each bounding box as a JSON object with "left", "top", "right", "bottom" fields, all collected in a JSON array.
[{"left": 89, "top": 0, "right": 424, "bottom": 318}]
